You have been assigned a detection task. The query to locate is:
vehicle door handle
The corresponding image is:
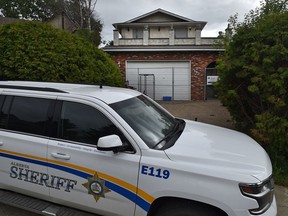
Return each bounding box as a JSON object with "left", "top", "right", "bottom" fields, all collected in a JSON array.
[
  {"left": 0, "top": 142, "right": 3, "bottom": 146},
  {"left": 51, "top": 152, "right": 71, "bottom": 160}
]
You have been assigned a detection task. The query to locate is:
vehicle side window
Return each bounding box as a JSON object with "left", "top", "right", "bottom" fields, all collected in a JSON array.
[
  {"left": 0, "top": 96, "right": 12, "bottom": 129},
  {"left": 0, "top": 95, "right": 6, "bottom": 128},
  {"left": 0, "top": 95, "right": 4, "bottom": 108},
  {"left": 59, "top": 101, "right": 120, "bottom": 145},
  {"left": 0, "top": 96, "right": 52, "bottom": 136}
]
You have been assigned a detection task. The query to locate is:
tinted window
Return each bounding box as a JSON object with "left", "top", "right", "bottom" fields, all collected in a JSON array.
[
  {"left": 0, "top": 96, "right": 13, "bottom": 129},
  {"left": 59, "top": 101, "right": 119, "bottom": 145},
  {"left": 0, "top": 96, "right": 4, "bottom": 109},
  {"left": 3, "top": 96, "right": 52, "bottom": 136},
  {"left": 0, "top": 95, "right": 6, "bottom": 128}
]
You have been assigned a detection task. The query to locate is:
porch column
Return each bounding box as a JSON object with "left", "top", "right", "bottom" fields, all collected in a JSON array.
[
  {"left": 195, "top": 29, "right": 201, "bottom": 45},
  {"left": 169, "top": 25, "right": 175, "bottom": 45},
  {"left": 113, "top": 29, "right": 119, "bottom": 46},
  {"left": 143, "top": 25, "right": 149, "bottom": 45}
]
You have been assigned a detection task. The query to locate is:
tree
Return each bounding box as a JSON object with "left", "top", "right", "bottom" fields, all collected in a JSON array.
[
  {"left": 0, "top": 0, "right": 103, "bottom": 46},
  {"left": 63, "top": 0, "right": 102, "bottom": 46},
  {"left": 0, "top": 0, "right": 57, "bottom": 20},
  {"left": 0, "top": 21, "right": 124, "bottom": 87},
  {"left": 63, "top": 0, "right": 98, "bottom": 30},
  {"left": 216, "top": 0, "right": 288, "bottom": 184}
]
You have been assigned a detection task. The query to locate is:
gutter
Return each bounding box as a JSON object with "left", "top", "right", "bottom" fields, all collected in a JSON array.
[{"left": 102, "top": 47, "right": 225, "bottom": 52}]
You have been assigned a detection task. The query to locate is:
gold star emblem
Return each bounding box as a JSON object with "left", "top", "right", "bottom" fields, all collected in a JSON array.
[{"left": 82, "top": 172, "right": 111, "bottom": 202}]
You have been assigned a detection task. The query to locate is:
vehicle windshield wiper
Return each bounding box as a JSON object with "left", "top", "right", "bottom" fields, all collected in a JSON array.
[
  {"left": 152, "top": 120, "right": 180, "bottom": 150},
  {"left": 153, "top": 119, "right": 186, "bottom": 150}
]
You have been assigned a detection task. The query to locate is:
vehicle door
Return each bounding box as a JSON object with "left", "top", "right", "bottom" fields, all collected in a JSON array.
[
  {"left": 0, "top": 94, "right": 55, "bottom": 200},
  {"left": 47, "top": 97, "right": 141, "bottom": 216}
]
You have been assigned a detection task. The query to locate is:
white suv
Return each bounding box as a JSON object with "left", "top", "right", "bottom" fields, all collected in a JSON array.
[{"left": 0, "top": 81, "right": 277, "bottom": 216}]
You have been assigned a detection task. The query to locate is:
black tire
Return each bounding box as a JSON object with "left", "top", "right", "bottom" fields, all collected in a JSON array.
[{"left": 154, "top": 200, "right": 223, "bottom": 216}]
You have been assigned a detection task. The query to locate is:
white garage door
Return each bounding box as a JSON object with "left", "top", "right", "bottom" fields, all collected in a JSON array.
[{"left": 126, "top": 61, "right": 191, "bottom": 100}]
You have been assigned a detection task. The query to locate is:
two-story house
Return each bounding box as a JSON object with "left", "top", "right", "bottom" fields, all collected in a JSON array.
[{"left": 103, "top": 8, "right": 224, "bottom": 100}]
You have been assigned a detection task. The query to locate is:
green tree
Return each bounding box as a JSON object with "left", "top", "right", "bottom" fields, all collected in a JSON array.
[
  {"left": 0, "top": 0, "right": 57, "bottom": 20},
  {"left": 0, "top": 21, "right": 124, "bottom": 87},
  {"left": 0, "top": 0, "right": 103, "bottom": 46},
  {"left": 216, "top": 0, "right": 288, "bottom": 184},
  {"left": 73, "top": 12, "right": 103, "bottom": 46}
]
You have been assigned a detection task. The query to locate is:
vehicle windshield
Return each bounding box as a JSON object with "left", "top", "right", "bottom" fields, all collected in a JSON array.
[{"left": 110, "top": 95, "right": 183, "bottom": 149}]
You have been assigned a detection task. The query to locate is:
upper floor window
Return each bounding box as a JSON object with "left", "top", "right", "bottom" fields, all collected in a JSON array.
[
  {"left": 133, "top": 28, "right": 143, "bottom": 39},
  {"left": 175, "top": 28, "right": 188, "bottom": 38}
]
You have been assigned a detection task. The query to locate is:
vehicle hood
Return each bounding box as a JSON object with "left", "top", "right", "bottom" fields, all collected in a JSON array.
[{"left": 164, "top": 120, "right": 272, "bottom": 182}]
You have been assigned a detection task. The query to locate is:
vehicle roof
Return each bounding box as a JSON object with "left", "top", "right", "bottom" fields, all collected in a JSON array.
[{"left": 0, "top": 81, "right": 141, "bottom": 104}]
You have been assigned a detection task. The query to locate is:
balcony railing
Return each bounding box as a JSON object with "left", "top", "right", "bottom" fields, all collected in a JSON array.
[{"left": 117, "top": 37, "right": 218, "bottom": 46}]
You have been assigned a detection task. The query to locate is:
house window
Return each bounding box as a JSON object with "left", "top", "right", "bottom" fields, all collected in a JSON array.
[
  {"left": 133, "top": 28, "right": 143, "bottom": 39},
  {"left": 175, "top": 28, "right": 188, "bottom": 38}
]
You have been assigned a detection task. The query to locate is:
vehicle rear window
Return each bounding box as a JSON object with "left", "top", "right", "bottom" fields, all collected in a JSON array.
[{"left": 0, "top": 96, "right": 53, "bottom": 136}]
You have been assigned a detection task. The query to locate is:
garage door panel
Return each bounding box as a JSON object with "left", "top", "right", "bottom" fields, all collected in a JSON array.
[
  {"left": 126, "top": 61, "right": 190, "bottom": 100},
  {"left": 126, "top": 68, "right": 139, "bottom": 87},
  {"left": 173, "top": 86, "right": 190, "bottom": 100}
]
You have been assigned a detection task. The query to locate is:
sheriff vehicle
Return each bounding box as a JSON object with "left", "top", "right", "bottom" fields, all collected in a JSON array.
[{"left": 0, "top": 81, "right": 277, "bottom": 216}]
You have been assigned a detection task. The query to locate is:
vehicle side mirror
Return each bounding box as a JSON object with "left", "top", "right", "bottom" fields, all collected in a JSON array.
[{"left": 97, "top": 135, "right": 125, "bottom": 153}]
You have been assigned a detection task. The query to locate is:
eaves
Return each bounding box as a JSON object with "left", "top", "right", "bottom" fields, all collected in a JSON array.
[{"left": 102, "top": 46, "right": 225, "bottom": 52}]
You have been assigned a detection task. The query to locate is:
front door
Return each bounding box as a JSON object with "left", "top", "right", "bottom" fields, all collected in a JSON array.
[
  {"left": 47, "top": 98, "right": 141, "bottom": 216},
  {"left": 206, "top": 65, "right": 219, "bottom": 100}
]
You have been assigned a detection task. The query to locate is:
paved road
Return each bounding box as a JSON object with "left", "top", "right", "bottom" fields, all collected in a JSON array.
[
  {"left": 276, "top": 185, "right": 288, "bottom": 216},
  {"left": 1, "top": 100, "right": 287, "bottom": 215},
  {"left": 159, "top": 100, "right": 235, "bottom": 129}
]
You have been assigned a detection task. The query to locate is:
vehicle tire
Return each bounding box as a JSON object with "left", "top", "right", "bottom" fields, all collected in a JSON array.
[{"left": 154, "top": 200, "right": 222, "bottom": 216}]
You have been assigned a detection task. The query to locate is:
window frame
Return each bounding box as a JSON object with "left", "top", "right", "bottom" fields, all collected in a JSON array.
[{"left": 51, "top": 99, "right": 135, "bottom": 152}]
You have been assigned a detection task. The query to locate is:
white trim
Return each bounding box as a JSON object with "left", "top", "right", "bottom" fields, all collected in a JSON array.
[{"left": 103, "top": 47, "right": 224, "bottom": 52}]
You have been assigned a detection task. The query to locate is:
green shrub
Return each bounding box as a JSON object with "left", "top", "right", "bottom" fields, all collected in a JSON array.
[
  {"left": 0, "top": 21, "right": 124, "bottom": 87},
  {"left": 216, "top": 1, "right": 288, "bottom": 185}
]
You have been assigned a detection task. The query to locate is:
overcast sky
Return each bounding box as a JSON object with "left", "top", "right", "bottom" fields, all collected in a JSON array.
[{"left": 95, "top": 0, "right": 261, "bottom": 43}]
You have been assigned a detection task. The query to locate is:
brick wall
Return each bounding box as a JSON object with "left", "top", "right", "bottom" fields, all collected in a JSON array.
[{"left": 108, "top": 51, "right": 220, "bottom": 100}]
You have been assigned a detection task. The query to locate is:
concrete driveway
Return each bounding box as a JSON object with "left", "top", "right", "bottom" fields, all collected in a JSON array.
[{"left": 158, "top": 100, "right": 235, "bottom": 129}]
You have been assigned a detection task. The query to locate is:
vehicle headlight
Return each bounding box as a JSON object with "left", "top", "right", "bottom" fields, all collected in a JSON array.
[{"left": 239, "top": 176, "right": 274, "bottom": 215}]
